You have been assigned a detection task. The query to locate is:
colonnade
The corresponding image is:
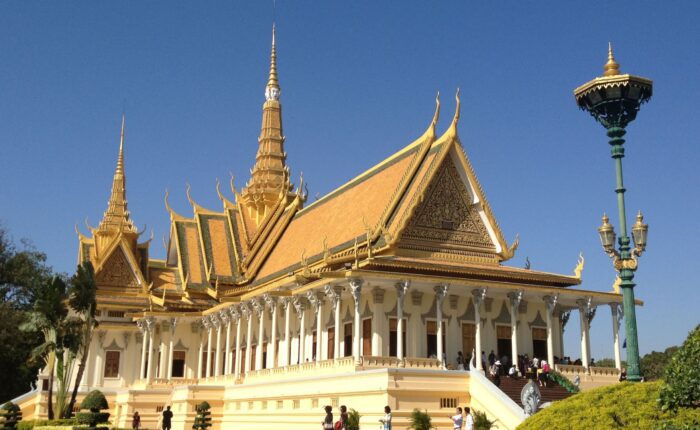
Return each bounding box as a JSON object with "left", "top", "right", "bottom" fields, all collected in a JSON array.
[{"left": 133, "top": 280, "right": 626, "bottom": 383}]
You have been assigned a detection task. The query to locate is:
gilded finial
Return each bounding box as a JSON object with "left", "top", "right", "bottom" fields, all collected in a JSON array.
[
  {"left": 431, "top": 91, "right": 440, "bottom": 126},
  {"left": 116, "top": 114, "right": 125, "bottom": 176},
  {"left": 265, "top": 23, "right": 280, "bottom": 100},
  {"left": 453, "top": 88, "right": 461, "bottom": 123},
  {"left": 604, "top": 42, "right": 621, "bottom": 77}
]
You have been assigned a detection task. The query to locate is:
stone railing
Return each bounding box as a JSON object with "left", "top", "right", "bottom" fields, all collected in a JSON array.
[
  {"left": 360, "top": 356, "right": 442, "bottom": 369},
  {"left": 554, "top": 364, "right": 587, "bottom": 375},
  {"left": 150, "top": 378, "right": 199, "bottom": 387},
  {"left": 589, "top": 366, "right": 621, "bottom": 377},
  {"left": 404, "top": 357, "right": 442, "bottom": 369}
]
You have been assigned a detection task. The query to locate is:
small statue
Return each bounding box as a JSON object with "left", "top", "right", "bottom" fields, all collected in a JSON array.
[{"left": 521, "top": 379, "right": 541, "bottom": 416}]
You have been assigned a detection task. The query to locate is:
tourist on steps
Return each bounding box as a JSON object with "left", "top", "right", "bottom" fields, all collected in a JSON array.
[
  {"left": 448, "top": 406, "right": 463, "bottom": 429},
  {"left": 161, "top": 406, "right": 173, "bottom": 430},
  {"left": 131, "top": 411, "right": 140, "bottom": 430}
]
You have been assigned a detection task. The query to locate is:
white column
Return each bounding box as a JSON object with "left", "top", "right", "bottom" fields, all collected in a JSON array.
[
  {"left": 233, "top": 307, "right": 242, "bottom": 379},
  {"left": 281, "top": 298, "right": 292, "bottom": 366},
  {"left": 610, "top": 303, "right": 623, "bottom": 371},
  {"left": 349, "top": 278, "right": 363, "bottom": 362},
  {"left": 167, "top": 318, "right": 178, "bottom": 379},
  {"left": 435, "top": 285, "right": 449, "bottom": 367},
  {"left": 308, "top": 291, "right": 323, "bottom": 363},
  {"left": 395, "top": 281, "right": 409, "bottom": 360},
  {"left": 214, "top": 315, "right": 223, "bottom": 376},
  {"left": 158, "top": 322, "right": 168, "bottom": 379},
  {"left": 544, "top": 295, "right": 558, "bottom": 367},
  {"left": 204, "top": 318, "right": 213, "bottom": 378},
  {"left": 197, "top": 323, "right": 204, "bottom": 379},
  {"left": 138, "top": 320, "right": 148, "bottom": 380},
  {"left": 265, "top": 296, "right": 278, "bottom": 368},
  {"left": 253, "top": 298, "right": 265, "bottom": 371},
  {"left": 145, "top": 319, "right": 155, "bottom": 381},
  {"left": 370, "top": 287, "right": 384, "bottom": 356},
  {"left": 472, "top": 288, "right": 487, "bottom": 371},
  {"left": 243, "top": 305, "right": 253, "bottom": 373},
  {"left": 507, "top": 291, "right": 523, "bottom": 371},
  {"left": 223, "top": 311, "right": 232, "bottom": 375},
  {"left": 325, "top": 285, "right": 342, "bottom": 360},
  {"left": 577, "top": 298, "right": 595, "bottom": 369},
  {"left": 294, "top": 297, "right": 306, "bottom": 363}
]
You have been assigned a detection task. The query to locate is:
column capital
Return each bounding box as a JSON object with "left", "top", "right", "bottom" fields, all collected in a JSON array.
[
  {"left": 307, "top": 291, "right": 324, "bottom": 313},
  {"left": 543, "top": 294, "right": 559, "bottom": 315},
  {"left": 136, "top": 318, "right": 147, "bottom": 332},
  {"left": 609, "top": 302, "right": 623, "bottom": 328},
  {"left": 263, "top": 294, "right": 278, "bottom": 312},
  {"left": 228, "top": 305, "right": 241, "bottom": 322},
  {"left": 471, "top": 287, "right": 487, "bottom": 305},
  {"left": 324, "top": 284, "right": 342, "bottom": 307},
  {"left": 279, "top": 296, "right": 293, "bottom": 311},
  {"left": 349, "top": 278, "right": 363, "bottom": 307},
  {"left": 218, "top": 310, "right": 230, "bottom": 325},
  {"left": 240, "top": 303, "right": 252, "bottom": 320},
  {"left": 395, "top": 280, "right": 410, "bottom": 300},
  {"left": 434, "top": 284, "right": 449, "bottom": 302},
  {"left": 507, "top": 290, "right": 524, "bottom": 310},
  {"left": 144, "top": 316, "right": 156, "bottom": 332},
  {"left": 169, "top": 317, "right": 179, "bottom": 333},
  {"left": 251, "top": 297, "right": 265, "bottom": 317},
  {"left": 293, "top": 296, "right": 306, "bottom": 319},
  {"left": 577, "top": 297, "right": 597, "bottom": 324}
]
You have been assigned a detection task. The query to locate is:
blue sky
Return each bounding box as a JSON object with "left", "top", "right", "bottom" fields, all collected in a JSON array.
[{"left": 1, "top": 1, "right": 698, "bottom": 361}]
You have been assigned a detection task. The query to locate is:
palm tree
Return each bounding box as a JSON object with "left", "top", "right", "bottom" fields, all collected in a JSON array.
[
  {"left": 64, "top": 262, "right": 98, "bottom": 418},
  {"left": 20, "top": 277, "right": 69, "bottom": 419}
]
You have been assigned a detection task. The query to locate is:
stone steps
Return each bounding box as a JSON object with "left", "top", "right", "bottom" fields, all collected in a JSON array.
[{"left": 491, "top": 376, "right": 574, "bottom": 405}]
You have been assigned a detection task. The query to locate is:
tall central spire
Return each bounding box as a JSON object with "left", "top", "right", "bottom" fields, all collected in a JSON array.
[
  {"left": 98, "top": 115, "right": 137, "bottom": 234},
  {"left": 240, "top": 24, "right": 292, "bottom": 225}
]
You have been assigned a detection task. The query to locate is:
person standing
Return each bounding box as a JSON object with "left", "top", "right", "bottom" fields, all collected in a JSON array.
[
  {"left": 338, "top": 405, "right": 348, "bottom": 430},
  {"left": 379, "top": 405, "right": 392, "bottom": 430},
  {"left": 456, "top": 351, "right": 465, "bottom": 370},
  {"left": 162, "top": 406, "right": 173, "bottom": 430},
  {"left": 464, "top": 407, "right": 474, "bottom": 430},
  {"left": 322, "top": 405, "right": 334, "bottom": 429},
  {"left": 448, "top": 407, "right": 463, "bottom": 430},
  {"left": 131, "top": 411, "right": 141, "bottom": 430}
]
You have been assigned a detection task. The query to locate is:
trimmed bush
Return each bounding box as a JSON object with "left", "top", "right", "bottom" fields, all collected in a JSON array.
[
  {"left": 408, "top": 409, "right": 434, "bottom": 430},
  {"left": 547, "top": 370, "right": 580, "bottom": 394},
  {"left": 517, "top": 381, "right": 700, "bottom": 429},
  {"left": 1, "top": 402, "right": 22, "bottom": 430},
  {"left": 75, "top": 391, "right": 109, "bottom": 430},
  {"left": 191, "top": 402, "right": 211, "bottom": 430},
  {"left": 660, "top": 324, "right": 700, "bottom": 410},
  {"left": 17, "top": 419, "right": 78, "bottom": 430}
]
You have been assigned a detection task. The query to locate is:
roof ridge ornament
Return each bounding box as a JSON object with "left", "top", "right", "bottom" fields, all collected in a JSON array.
[{"left": 431, "top": 91, "right": 440, "bottom": 127}]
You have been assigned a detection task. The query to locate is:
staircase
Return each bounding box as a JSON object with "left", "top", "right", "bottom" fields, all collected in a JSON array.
[{"left": 493, "top": 376, "right": 574, "bottom": 405}]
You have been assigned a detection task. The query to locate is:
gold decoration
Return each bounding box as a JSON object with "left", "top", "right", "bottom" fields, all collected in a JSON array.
[
  {"left": 612, "top": 276, "right": 621, "bottom": 294},
  {"left": 573, "top": 253, "right": 585, "bottom": 279},
  {"left": 604, "top": 42, "right": 621, "bottom": 77},
  {"left": 95, "top": 248, "right": 139, "bottom": 289}
]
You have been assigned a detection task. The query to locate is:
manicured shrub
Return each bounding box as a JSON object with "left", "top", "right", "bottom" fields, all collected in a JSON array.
[
  {"left": 408, "top": 409, "right": 434, "bottom": 430},
  {"left": 17, "top": 419, "right": 78, "bottom": 430},
  {"left": 75, "top": 391, "right": 109, "bottom": 430},
  {"left": 472, "top": 409, "right": 496, "bottom": 430},
  {"left": 191, "top": 402, "right": 211, "bottom": 430},
  {"left": 517, "top": 381, "right": 700, "bottom": 429},
  {"left": 547, "top": 370, "right": 580, "bottom": 393},
  {"left": 660, "top": 324, "right": 700, "bottom": 410},
  {"left": 1, "top": 402, "right": 22, "bottom": 430}
]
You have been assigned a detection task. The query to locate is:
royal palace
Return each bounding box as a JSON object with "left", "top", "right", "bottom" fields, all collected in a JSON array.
[{"left": 13, "top": 27, "right": 635, "bottom": 430}]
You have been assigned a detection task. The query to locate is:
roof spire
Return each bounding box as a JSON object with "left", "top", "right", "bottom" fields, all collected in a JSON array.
[
  {"left": 97, "top": 115, "right": 137, "bottom": 234},
  {"left": 604, "top": 42, "right": 621, "bottom": 76},
  {"left": 265, "top": 24, "right": 280, "bottom": 101}
]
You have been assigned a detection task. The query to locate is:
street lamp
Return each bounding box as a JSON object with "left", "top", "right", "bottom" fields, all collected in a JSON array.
[{"left": 574, "top": 44, "right": 653, "bottom": 382}]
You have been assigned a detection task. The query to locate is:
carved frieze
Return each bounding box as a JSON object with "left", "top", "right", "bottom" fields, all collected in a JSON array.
[{"left": 95, "top": 248, "right": 139, "bottom": 288}]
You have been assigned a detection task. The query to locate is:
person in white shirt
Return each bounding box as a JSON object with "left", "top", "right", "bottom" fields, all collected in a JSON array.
[
  {"left": 448, "top": 407, "right": 463, "bottom": 429},
  {"left": 379, "top": 405, "right": 392, "bottom": 430},
  {"left": 464, "top": 407, "right": 474, "bottom": 430}
]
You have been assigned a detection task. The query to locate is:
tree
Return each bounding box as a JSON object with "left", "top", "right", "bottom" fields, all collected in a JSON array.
[
  {"left": 0, "top": 227, "right": 52, "bottom": 403},
  {"left": 660, "top": 325, "right": 700, "bottom": 411},
  {"left": 192, "top": 401, "right": 211, "bottom": 430},
  {"left": 641, "top": 347, "right": 680, "bottom": 381},
  {"left": 473, "top": 409, "right": 496, "bottom": 430},
  {"left": 20, "top": 277, "right": 70, "bottom": 419},
  {"left": 65, "top": 262, "right": 98, "bottom": 418},
  {"left": 76, "top": 390, "right": 109, "bottom": 430},
  {"left": 347, "top": 408, "right": 361, "bottom": 430}
]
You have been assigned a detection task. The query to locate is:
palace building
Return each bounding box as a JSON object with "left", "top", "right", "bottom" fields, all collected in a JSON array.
[{"left": 15, "top": 27, "right": 633, "bottom": 430}]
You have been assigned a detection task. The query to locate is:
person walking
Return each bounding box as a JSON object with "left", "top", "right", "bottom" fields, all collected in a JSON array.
[
  {"left": 131, "top": 411, "right": 141, "bottom": 430},
  {"left": 162, "top": 406, "right": 173, "bottom": 430},
  {"left": 448, "top": 407, "right": 463, "bottom": 430},
  {"left": 379, "top": 405, "right": 392, "bottom": 430},
  {"left": 322, "top": 405, "right": 334, "bottom": 430},
  {"left": 464, "top": 407, "right": 474, "bottom": 430},
  {"left": 338, "top": 405, "right": 348, "bottom": 430}
]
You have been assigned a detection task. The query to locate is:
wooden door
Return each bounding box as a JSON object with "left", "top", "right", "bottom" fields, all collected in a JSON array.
[
  {"left": 362, "top": 318, "right": 372, "bottom": 356},
  {"left": 462, "top": 323, "right": 476, "bottom": 360},
  {"left": 327, "top": 327, "right": 335, "bottom": 359}
]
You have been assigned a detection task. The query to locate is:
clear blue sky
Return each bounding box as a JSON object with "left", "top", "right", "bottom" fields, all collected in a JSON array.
[{"left": 1, "top": 1, "right": 698, "bottom": 361}]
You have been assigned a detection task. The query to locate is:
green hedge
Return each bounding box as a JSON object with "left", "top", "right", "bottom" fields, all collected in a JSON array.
[
  {"left": 517, "top": 381, "right": 700, "bottom": 430},
  {"left": 18, "top": 419, "right": 79, "bottom": 430},
  {"left": 547, "top": 370, "right": 580, "bottom": 394},
  {"left": 660, "top": 324, "right": 700, "bottom": 410}
]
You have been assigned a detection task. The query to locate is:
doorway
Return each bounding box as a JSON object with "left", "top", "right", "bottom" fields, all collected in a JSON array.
[
  {"left": 496, "top": 325, "right": 512, "bottom": 366},
  {"left": 344, "top": 322, "right": 353, "bottom": 357},
  {"left": 389, "top": 318, "right": 407, "bottom": 357},
  {"left": 362, "top": 318, "right": 372, "bottom": 356},
  {"left": 461, "top": 323, "right": 476, "bottom": 364},
  {"left": 532, "top": 327, "right": 547, "bottom": 360}
]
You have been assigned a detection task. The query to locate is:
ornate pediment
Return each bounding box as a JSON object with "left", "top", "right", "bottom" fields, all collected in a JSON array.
[
  {"left": 399, "top": 157, "right": 496, "bottom": 254},
  {"left": 96, "top": 247, "right": 140, "bottom": 289}
]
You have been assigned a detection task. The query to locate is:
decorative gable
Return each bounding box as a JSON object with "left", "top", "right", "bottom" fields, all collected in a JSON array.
[
  {"left": 95, "top": 247, "right": 140, "bottom": 289},
  {"left": 397, "top": 155, "right": 497, "bottom": 260}
]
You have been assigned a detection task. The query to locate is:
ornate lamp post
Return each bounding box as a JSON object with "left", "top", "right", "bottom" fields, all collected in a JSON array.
[{"left": 574, "top": 44, "right": 652, "bottom": 382}]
